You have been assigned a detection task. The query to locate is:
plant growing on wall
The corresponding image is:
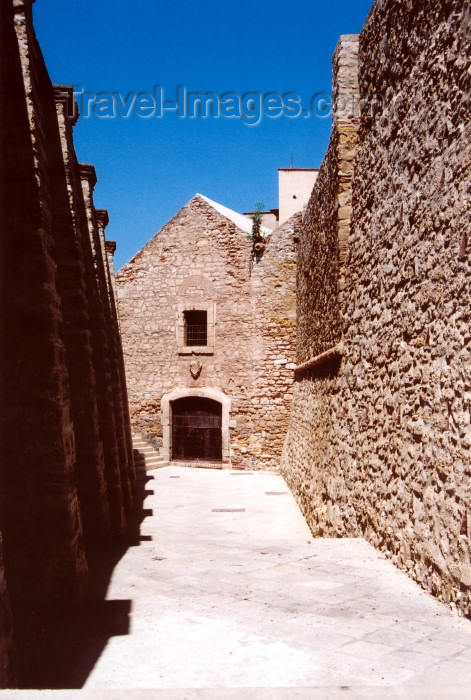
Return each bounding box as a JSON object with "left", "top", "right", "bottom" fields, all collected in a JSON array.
[
  {"left": 248, "top": 201, "right": 268, "bottom": 256},
  {"left": 248, "top": 201, "right": 265, "bottom": 243}
]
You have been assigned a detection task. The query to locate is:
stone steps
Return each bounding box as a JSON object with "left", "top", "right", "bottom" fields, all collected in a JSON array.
[{"left": 132, "top": 434, "right": 169, "bottom": 471}]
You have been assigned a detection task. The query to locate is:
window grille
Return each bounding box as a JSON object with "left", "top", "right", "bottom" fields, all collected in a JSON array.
[{"left": 184, "top": 310, "right": 207, "bottom": 346}]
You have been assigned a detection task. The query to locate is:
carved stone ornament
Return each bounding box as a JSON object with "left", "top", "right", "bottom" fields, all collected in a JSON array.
[{"left": 190, "top": 359, "right": 202, "bottom": 379}]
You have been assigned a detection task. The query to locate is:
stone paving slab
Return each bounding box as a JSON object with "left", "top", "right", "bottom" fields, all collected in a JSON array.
[
  {"left": 0, "top": 688, "right": 414, "bottom": 699},
  {"left": 7, "top": 466, "right": 471, "bottom": 697},
  {"left": 6, "top": 689, "right": 471, "bottom": 700}
]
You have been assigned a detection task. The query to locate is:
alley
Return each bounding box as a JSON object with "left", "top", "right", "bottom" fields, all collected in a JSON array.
[{"left": 14, "top": 465, "right": 471, "bottom": 698}]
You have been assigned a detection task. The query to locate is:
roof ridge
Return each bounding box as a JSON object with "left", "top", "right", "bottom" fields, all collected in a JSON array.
[{"left": 196, "top": 193, "right": 273, "bottom": 236}]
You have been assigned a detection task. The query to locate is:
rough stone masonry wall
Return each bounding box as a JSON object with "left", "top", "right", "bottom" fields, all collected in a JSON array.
[
  {"left": 248, "top": 214, "right": 300, "bottom": 470},
  {"left": 295, "top": 35, "right": 359, "bottom": 358},
  {"left": 281, "top": 0, "right": 471, "bottom": 615},
  {"left": 0, "top": 0, "right": 135, "bottom": 686},
  {"left": 117, "top": 197, "right": 299, "bottom": 471}
]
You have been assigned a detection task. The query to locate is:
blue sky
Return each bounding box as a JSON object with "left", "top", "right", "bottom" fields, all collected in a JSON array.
[{"left": 34, "top": 0, "right": 373, "bottom": 269}]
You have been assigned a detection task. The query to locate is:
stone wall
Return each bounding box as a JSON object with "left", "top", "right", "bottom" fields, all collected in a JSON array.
[
  {"left": 117, "top": 197, "right": 299, "bottom": 471},
  {"left": 0, "top": 539, "right": 14, "bottom": 687},
  {"left": 249, "top": 214, "right": 300, "bottom": 469},
  {"left": 281, "top": 0, "right": 471, "bottom": 615},
  {"left": 0, "top": 0, "right": 135, "bottom": 686}
]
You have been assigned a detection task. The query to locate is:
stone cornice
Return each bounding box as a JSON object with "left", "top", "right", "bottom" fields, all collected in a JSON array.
[
  {"left": 53, "top": 85, "right": 79, "bottom": 126},
  {"left": 105, "top": 241, "right": 117, "bottom": 255},
  {"left": 79, "top": 164, "right": 97, "bottom": 189},
  {"left": 96, "top": 209, "right": 110, "bottom": 229},
  {"left": 13, "top": 0, "right": 35, "bottom": 12},
  {"left": 12, "top": 0, "right": 35, "bottom": 19}
]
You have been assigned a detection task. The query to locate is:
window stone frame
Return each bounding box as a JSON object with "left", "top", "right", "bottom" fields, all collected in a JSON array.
[{"left": 177, "top": 301, "right": 215, "bottom": 355}]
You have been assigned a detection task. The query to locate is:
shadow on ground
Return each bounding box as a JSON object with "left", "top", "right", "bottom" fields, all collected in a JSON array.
[{"left": 17, "top": 468, "right": 152, "bottom": 689}]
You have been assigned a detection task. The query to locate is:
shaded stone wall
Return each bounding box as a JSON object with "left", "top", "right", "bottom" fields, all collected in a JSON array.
[
  {"left": 117, "top": 197, "right": 298, "bottom": 471},
  {"left": 0, "top": 539, "right": 14, "bottom": 686},
  {"left": 80, "top": 166, "right": 134, "bottom": 530},
  {"left": 282, "top": 0, "right": 471, "bottom": 614},
  {"left": 53, "top": 91, "right": 113, "bottom": 545},
  {"left": 0, "top": 0, "right": 134, "bottom": 686}
]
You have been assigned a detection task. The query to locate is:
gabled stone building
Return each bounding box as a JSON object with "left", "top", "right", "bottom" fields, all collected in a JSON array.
[{"left": 116, "top": 194, "right": 300, "bottom": 470}]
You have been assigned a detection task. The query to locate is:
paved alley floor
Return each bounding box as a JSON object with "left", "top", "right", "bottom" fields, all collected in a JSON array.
[{"left": 11, "top": 466, "right": 471, "bottom": 699}]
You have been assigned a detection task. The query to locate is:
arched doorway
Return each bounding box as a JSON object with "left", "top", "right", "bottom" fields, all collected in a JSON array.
[
  {"left": 161, "top": 388, "right": 231, "bottom": 465},
  {"left": 171, "top": 396, "right": 222, "bottom": 462}
]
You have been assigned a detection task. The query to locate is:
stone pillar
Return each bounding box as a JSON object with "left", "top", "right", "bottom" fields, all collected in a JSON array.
[
  {"left": 332, "top": 35, "right": 360, "bottom": 311},
  {"left": 79, "top": 166, "right": 129, "bottom": 534},
  {"left": 104, "top": 240, "right": 136, "bottom": 487},
  {"left": 53, "top": 86, "right": 112, "bottom": 545},
  {"left": 105, "top": 240, "right": 120, "bottom": 308},
  {"left": 103, "top": 238, "right": 136, "bottom": 485},
  {"left": 95, "top": 212, "right": 135, "bottom": 503},
  {"left": 105, "top": 240, "right": 119, "bottom": 313},
  {"left": 95, "top": 211, "right": 113, "bottom": 299}
]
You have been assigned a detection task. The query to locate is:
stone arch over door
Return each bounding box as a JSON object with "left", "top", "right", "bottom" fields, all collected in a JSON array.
[{"left": 161, "top": 387, "right": 231, "bottom": 465}]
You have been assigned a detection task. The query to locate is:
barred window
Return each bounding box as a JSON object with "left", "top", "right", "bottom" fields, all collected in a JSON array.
[{"left": 184, "top": 310, "right": 207, "bottom": 346}]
